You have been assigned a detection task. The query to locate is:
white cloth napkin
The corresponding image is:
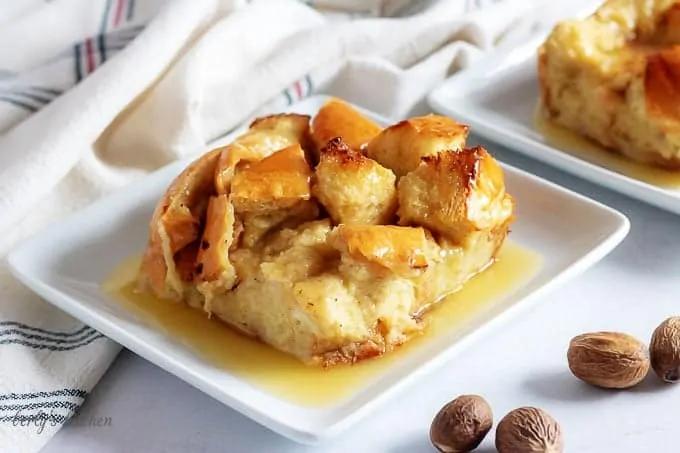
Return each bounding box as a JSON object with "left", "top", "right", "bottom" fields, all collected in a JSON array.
[{"left": 0, "top": 0, "right": 576, "bottom": 451}]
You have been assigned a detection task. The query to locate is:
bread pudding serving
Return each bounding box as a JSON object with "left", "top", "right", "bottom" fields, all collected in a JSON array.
[
  {"left": 538, "top": 0, "right": 680, "bottom": 168},
  {"left": 136, "top": 97, "right": 515, "bottom": 367}
]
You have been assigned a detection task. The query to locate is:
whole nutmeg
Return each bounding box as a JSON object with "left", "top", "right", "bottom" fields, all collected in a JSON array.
[
  {"left": 495, "top": 406, "right": 563, "bottom": 453},
  {"left": 650, "top": 316, "right": 680, "bottom": 383},
  {"left": 429, "top": 394, "right": 493, "bottom": 453},
  {"left": 567, "top": 331, "right": 650, "bottom": 389}
]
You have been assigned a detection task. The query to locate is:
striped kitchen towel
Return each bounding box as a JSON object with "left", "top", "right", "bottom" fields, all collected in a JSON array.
[
  {"left": 0, "top": 0, "right": 565, "bottom": 451},
  {"left": 0, "top": 0, "right": 161, "bottom": 136}
]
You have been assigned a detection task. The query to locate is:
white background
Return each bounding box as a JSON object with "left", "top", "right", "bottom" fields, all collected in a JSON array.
[{"left": 39, "top": 134, "right": 680, "bottom": 453}]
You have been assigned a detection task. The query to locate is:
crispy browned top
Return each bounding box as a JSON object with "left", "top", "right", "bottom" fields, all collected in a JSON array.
[
  {"left": 328, "top": 225, "right": 437, "bottom": 274},
  {"left": 645, "top": 46, "right": 680, "bottom": 119},
  {"left": 311, "top": 98, "right": 382, "bottom": 153}
]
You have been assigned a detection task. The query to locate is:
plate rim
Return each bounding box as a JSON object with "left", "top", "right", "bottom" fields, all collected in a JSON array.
[{"left": 6, "top": 95, "right": 631, "bottom": 444}]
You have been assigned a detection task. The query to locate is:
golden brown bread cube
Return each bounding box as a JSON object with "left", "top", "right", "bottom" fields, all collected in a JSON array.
[
  {"left": 538, "top": 0, "right": 680, "bottom": 168},
  {"left": 230, "top": 143, "right": 313, "bottom": 212},
  {"left": 313, "top": 137, "right": 397, "bottom": 226},
  {"left": 366, "top": 114, "right": 469, "bottom": 178},
  {"left": 397, "top": 146, "right": 515, "bottom": 244},
  {"left": 230, "top": 143, "right": 318, "bottom": 247},
  {"left": 327, "top": 224, "right": 440, "bottom": 278},
  {"left": 214, "top": 113, "right": 311, "bottom": 194},
  {"left": 311, "top": 97, "right": 382, "bottom": 156}
]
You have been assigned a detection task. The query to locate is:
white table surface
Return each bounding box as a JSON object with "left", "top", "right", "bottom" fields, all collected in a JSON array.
[{"left": 40, "top": 134, "right": 680, "bottom": 453}]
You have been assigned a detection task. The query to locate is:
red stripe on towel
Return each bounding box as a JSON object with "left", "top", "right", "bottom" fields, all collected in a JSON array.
[
  {"left": 85, "top": 39, "right": 95, "bottom": 74},
  {"left": 113, "top": 0, "right": 125, "bottom": 27}
]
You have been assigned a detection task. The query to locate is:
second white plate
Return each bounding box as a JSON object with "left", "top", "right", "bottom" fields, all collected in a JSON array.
[{"left": 427, "top": 31, "right": 680, "bottom": 216}]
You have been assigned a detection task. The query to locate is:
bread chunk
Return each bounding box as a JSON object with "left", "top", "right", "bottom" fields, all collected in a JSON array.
[
  {"left": 366, "top": 114, "right": 469, "bottom": 178},
  {"left": 327, "top": 224, "right": 440, "bottom": 277},
  {"left": 194, "top": 195, "right": 238, "bottom": 305},
  {"left": 138, "top": 148, "right": 220, "bottom": 300},
  {"left": 230, "top": 143, "right": 318, "bottom": 247},
  {"left": 214, "top": 113, "right": 311, "bottom": 194},
  {"left": 397, "top": 147, "right": 515, "bottom": 244},
  {"left": 311, "top": 97, "right": 382, "bottom": 155},
  {"left": 313, "top": 138, "right": 397, "bottom": 225}
]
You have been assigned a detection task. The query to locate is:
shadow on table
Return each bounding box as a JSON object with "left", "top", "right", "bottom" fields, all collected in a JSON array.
[
  {"left": 522, "top": 367, "right": 676, "bottom": 403},
  {"left": 474, "top": 446, "right": 499, "bottom": 453},
  {"left": 387, "top": 435, "right": 497, "bottom": 453},
  {"left": 522, "top": 369, "right": 611, "bottom": 403},
  {"left": 387, "top": 435, "right": 431, "bottom": 453},
  {"left": 627, "top": 371, "right": 676, "bottom": 394}
]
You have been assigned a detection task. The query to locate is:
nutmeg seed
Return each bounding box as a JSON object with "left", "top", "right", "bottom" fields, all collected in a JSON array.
[
  {"left": 650, "top": 316, "right": 680, "bottom": 383},
  {"left": 495, "top": 406, "right": 563, "bottom": 453},
  {"left": 429, "top": 394, "right": 492, "bottom": 453},
  {"left": 567, "top": 331, "right": 650, "bottom": 389}
]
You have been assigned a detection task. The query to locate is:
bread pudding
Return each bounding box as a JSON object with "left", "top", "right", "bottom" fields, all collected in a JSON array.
[
  {"left": 538, "top": 0, "right": 680, "bottom": 168},
  {"left": 136, "top": 98, "right": 515, "bottom": 367}
]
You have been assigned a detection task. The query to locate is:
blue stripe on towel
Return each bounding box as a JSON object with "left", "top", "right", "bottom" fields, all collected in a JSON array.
[
  {"left": 0, "top": 400, "right": 81, "bottom": 413},
  {"left": 0, "top": 322, "right": 92, "bottom": 338},
  {"left": 0, "top": 389, "right": 87, "bottom": 401},
  {"left": 0, "top": 413, "right": 70, "bottom": 424},
  {"left": 283, "top": 88, "right": 293, "bottom": 106},
  {"left": 0, "top": 389, "right": 88, "bottom": 426},
  {"left": 27, "top": 87, "right": 63, "bottom": 96},
  {"left": 74, "top": 43, "right": 83, "bottom": 82},
  {"left": 100, "top": 0, "right": 113, "bottom": 34},
  {"left": 0, "top": 95, "right": 37, "bottom": 112},
  {"left": 98, "top": 32, "right": 107, "bottom": 63},
  {"left": 0, "top": 334, "right": 105, "bottom": 351},
  {"left": 1, "top": 91, "right": 52, "bottom": 105},
  {"left": 0, "top": 86, "right": 62, "bottom": 112},
  {"left": 0, "top": 328, "right": 100, "bottom": 345},
  {"left": 127, "top": 0, "right": 135, "bottom": 21}
]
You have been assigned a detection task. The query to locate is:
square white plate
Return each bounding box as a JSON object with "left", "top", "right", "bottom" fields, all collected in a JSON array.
[
  {"left": 7, "top": 95, "right": 629, "bottom": 445},
  {"left": 427, "top": 29, "right": 680, "bottom": 216}
]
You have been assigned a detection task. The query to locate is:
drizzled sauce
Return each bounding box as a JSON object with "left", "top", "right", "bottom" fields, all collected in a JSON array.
[
  {"left": 103, "top": 241, "right": 542, "bottom": 408},
  {"left": 534, "top": 104, "right": 680, "bottom": 187}
]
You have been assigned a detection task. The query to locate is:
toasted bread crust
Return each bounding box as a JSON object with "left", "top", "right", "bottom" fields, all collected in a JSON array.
[
  {"left": 311, "top": 98, "right": 382, "bottom": 155},
  {"left": 397, "top": 147, "right": 515, "bottom": 244},
  {"left": 195, "top": 195, "right": 238, "bottom": 304},
  {"left": 328, "top": 225, "right": 439, "bottom": 276},
  {"left": 313, "top": 137, "right": 397, "bottom": 226},
  {"left": 138, "top": 148, "right": 220, "bottom": 300},
  {"left": 366, "top": 115, "right": 469, "bottom": 178},
  {"left": 645, "top": 47, "right": 680, "bottom": 120},
  {"left": 230, "top": 144, "right": 313, "bottom": 213},
  {"left": 214, "top": 113, "right": 311, "bottom": 194}
]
